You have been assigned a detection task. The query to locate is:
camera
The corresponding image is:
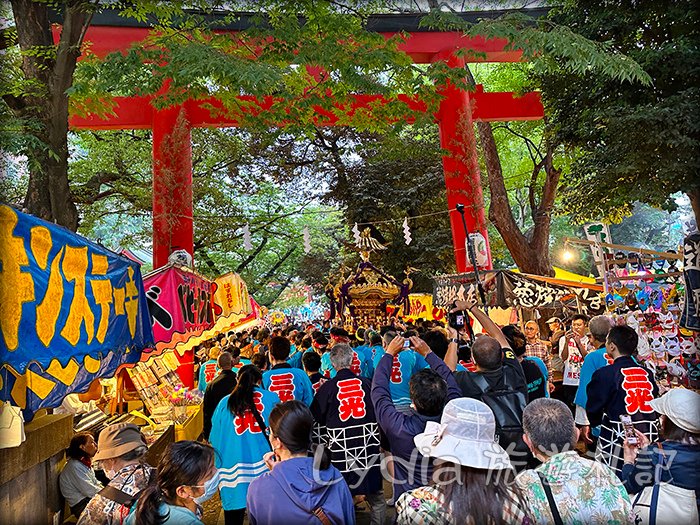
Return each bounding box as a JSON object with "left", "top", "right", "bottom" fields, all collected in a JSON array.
[
  {"left": 448, "top": 309, "right": 466, "bottom": 330},
  {"left": 402, "top": 339, "right": 411, "bottom": 349}
]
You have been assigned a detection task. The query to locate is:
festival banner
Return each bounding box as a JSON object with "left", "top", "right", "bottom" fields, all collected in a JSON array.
[
  {"left": 398, "top": 294, "right": 446, "bottom": 322},
  {"left": 0, "top": 205, "right": 154, "bottom": 419},
  {"left": 681, "top": 232, "right": 700, "bottom": 331},
  {"left": 143, "top": 265, "right": 215, "bottom": 353},
  {"left": 143, "top": 265, "right": 215, "bottom": 387},
  {"left": 174, "top": 278, "right": 260, "bottom": 355},
  {"left": 433, "top": 270, "right": 604, "bottom": 316},
  {"left": 213, "top": 272, "right": 252, "bottom": 318}
]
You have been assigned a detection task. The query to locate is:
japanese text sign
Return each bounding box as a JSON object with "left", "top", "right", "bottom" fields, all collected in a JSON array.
[
  {"left": 143, "top": 265, "right": 214, "bottom": 353},
  {"left": 0, "top": 205, "right": 153, "bottom": 418}
]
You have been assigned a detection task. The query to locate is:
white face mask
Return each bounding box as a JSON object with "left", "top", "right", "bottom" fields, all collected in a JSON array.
[
  {"left": 193, "top": 470, "right": 219, "bottom": 505},
  {"left": 97, "top": 461, "right": 116, "bottom": 480}
]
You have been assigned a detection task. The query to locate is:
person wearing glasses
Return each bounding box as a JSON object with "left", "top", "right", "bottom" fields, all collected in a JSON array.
[{"left": 524, "top": 320, "right": 555, "bottom": 394}]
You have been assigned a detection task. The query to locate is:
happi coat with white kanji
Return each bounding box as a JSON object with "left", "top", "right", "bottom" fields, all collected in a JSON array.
[
  {"left": 587, "top": 355, "right": 659, "bottom": 475},
  {"left": 209, "top": 387, "right": 280, "bottom": 510},
  {"left": 310, "top": 368, "right": 383, "bottom": 496}
]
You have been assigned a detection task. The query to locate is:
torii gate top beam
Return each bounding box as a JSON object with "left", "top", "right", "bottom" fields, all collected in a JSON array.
[
  {"left": 53, "top": 8, "right": 547, "bottom": 129},
  {"left": 49, "top": 8, "right": 549, "bottom": 63}
]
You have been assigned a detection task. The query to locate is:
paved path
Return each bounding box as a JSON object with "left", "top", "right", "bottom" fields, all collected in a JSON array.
[{"left": 203, "top": 480, "right": 397, "bottom": 525}]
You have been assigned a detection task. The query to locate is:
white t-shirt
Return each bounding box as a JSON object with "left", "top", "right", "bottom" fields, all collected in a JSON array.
[{"left": 559, "top": 335, "right": 589, "bottom": 386}]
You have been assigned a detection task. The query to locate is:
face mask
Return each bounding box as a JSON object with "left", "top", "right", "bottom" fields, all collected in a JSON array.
[
  {"left": 95, "top": 461, "right": 115, "bottom": 479},
  {"left": 193, "top": 470, "right": 219, "bottom": 505}
]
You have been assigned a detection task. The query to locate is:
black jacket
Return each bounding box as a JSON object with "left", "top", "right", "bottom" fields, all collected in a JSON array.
[
  {"left": 587, "top": 355, "right": 659, "bottom": 474},
  {"left": 203, "top": 369, "right": 237, "bottom": 440},
  {"left": 453, "top": 347, "right": 528, "bottom": 399},
  {"left": 310, "top": 368, "right": 382, "bottom": 496}
]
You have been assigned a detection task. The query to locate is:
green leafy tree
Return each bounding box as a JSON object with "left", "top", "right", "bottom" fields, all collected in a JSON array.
[
  {"left": 1, "top": 0, "right": 206, "bottom": 230},
  {"left": 537, "top": 0, "right": 700, "bottom": 224},
  {"left": 67, "top": 126, "right": 345, "bottom": 306},
  {"left": 419, "top": 5, "right": 652, "bottom": 276}
]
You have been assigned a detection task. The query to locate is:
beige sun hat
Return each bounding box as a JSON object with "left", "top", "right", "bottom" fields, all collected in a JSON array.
[
  {"left": 649, "top": 389, "right": 700, "bottom": 434},
  {"left": 414, "top": 397, "right": 512, "bottom": 470},
  {"left": 93, "top": 423, "right": 147, "bottom": 461}
]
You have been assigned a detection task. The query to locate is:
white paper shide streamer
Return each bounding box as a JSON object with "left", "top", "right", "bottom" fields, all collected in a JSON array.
[
  {"left": 402, "top": 217, "right": 412, "bottom": 245},
  {"left": 303, "top": 225, "right": 311, "bottom": 254},
  {"left": 352, "top": 222, "right": 361, "bottom": 245},
  {"left": 242, "top": 223, "right": 253, "bottom": 251}
]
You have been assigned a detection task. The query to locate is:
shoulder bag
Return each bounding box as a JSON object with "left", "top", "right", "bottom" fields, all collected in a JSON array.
[
  {"left": 631, "top": 449, "right": 699, "bottom": 525},
  {"left": 537, "top": 471, "right": 564, "bottom": 525}
]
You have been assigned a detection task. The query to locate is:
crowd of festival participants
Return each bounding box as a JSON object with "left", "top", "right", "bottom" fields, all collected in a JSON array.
[{"left": 61, "top": 288, "right": 700, "bottom": 525}]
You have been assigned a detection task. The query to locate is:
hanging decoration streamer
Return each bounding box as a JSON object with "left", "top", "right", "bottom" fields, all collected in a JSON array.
[
  {"left": 303, "top": 225, "right": 311, "bottom": 254},
  {"left": 242, "top": 223, "right": 253, "bottom": 251},
  {"left": 352, "top": 222, "right": 362, "bottom": 246},
  {"left": 402, "top": 217, "right": 412, "bottom": 245}
]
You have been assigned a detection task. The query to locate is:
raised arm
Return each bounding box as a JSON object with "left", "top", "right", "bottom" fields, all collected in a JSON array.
[
  {"left": 411, "top": 336, "right": 462, "bottom": 401},
  {"left": 453, "top": 286, "right": 509, "bottom": 349},
  {"left": 370, "top": 335, "right": 407, "bottom": 436},
  {"left": 443, "top": 326, "right": 459, "bottom": 372}
]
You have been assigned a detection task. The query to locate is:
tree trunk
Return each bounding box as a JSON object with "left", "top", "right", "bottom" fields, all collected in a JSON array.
[
  {"left": 10, "top": 0, "right": 94, "bottom": 231},
  {"left": 263, "top": 274, "right": 294, "bottom": 307},
  {"left": 236, "top": 237, "right": 269, "bottom": 273},
  {"left": 464, "top": 65, "right": 556, "bottom": 276}
]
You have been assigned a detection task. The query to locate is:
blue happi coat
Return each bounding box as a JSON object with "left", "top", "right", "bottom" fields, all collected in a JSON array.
[
  {"left": 320, "top": 348, "right": 373, "bottom": 380},
  {"left": 371, "top": 349, "right": 428, "bottom": 407},
  {"left": 209, "top": 387, "right": 280, "bottom": 510},
  {"left": 262, "top": 363, "right": 314, "bottom": 406},
  {"left": 198, "top": 359, "right": 220, "bottom": 392}
]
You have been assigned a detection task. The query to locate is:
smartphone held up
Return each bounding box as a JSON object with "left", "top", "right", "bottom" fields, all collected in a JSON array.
[
  {"left": 449, "top": 303, "right": 466, "bottom": 330},
  {"left": 620, "top": 415, "right": 638, "bottom": 445}
]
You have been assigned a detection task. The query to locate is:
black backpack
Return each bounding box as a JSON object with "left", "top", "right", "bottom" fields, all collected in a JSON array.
[{"left": 472, "top": 372, "right": 531, "bottom": 471}]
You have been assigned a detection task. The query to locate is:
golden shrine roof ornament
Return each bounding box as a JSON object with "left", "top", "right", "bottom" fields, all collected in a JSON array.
[
  {"left": 325, "top": 228, "right": 414, "bottom": 328},
  {"left": 357, "top": 228, "right": 386, "bottom": 262}
]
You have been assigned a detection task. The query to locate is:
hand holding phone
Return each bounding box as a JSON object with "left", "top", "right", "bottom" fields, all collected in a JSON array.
[
  {"left": 449, "top": 308, "right": 466, "bottom": 330},
  {"left": 620, "top": 415, "right": 638, "bottom": 445}
]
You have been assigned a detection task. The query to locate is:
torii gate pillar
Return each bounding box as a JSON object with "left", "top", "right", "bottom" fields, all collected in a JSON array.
[
  {"left": 435, "top": 49, "right": 491, "bottom": 273},
  {"left": 152, "top": 105, "right": 194, "bottom": 269}
]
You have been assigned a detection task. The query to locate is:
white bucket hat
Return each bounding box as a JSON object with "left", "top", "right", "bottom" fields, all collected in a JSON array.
[
  {"left": 414, "top": 398, "right": 512, "bottom": 470},
  {"left": 649, "top": 388, "right": 700, "bottom": 434}
]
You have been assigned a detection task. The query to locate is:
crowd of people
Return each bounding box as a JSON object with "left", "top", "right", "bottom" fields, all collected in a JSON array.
[{"left": 59, "top": 289, "right": 700, "bottom": 524}]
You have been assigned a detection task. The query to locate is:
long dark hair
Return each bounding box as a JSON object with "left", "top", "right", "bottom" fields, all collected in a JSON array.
[
  {"left": 434, "top": 462, "right": 525, "bottom": 524},
  {"left": 269, "top": 401, "right": 331, "bottom": 470},
  {"left": 66, "top": 432, "right": 93, "bottom": 461},
  {"left": 228, "top": 364, "right": 262, "bottom": 417},
  {"left": 502, "top": 325, "right": 527, "bottom": 357},
  {"left": 134, "top": 441, "right": 215, "bottom": 525},
  {"left": 661, "top": 414, "right": 700, "bottom": 444}
]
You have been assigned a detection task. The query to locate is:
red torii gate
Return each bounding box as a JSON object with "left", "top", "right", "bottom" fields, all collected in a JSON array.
[{"left": 56, "top": 11, "right": 545, "bottom": 272}]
